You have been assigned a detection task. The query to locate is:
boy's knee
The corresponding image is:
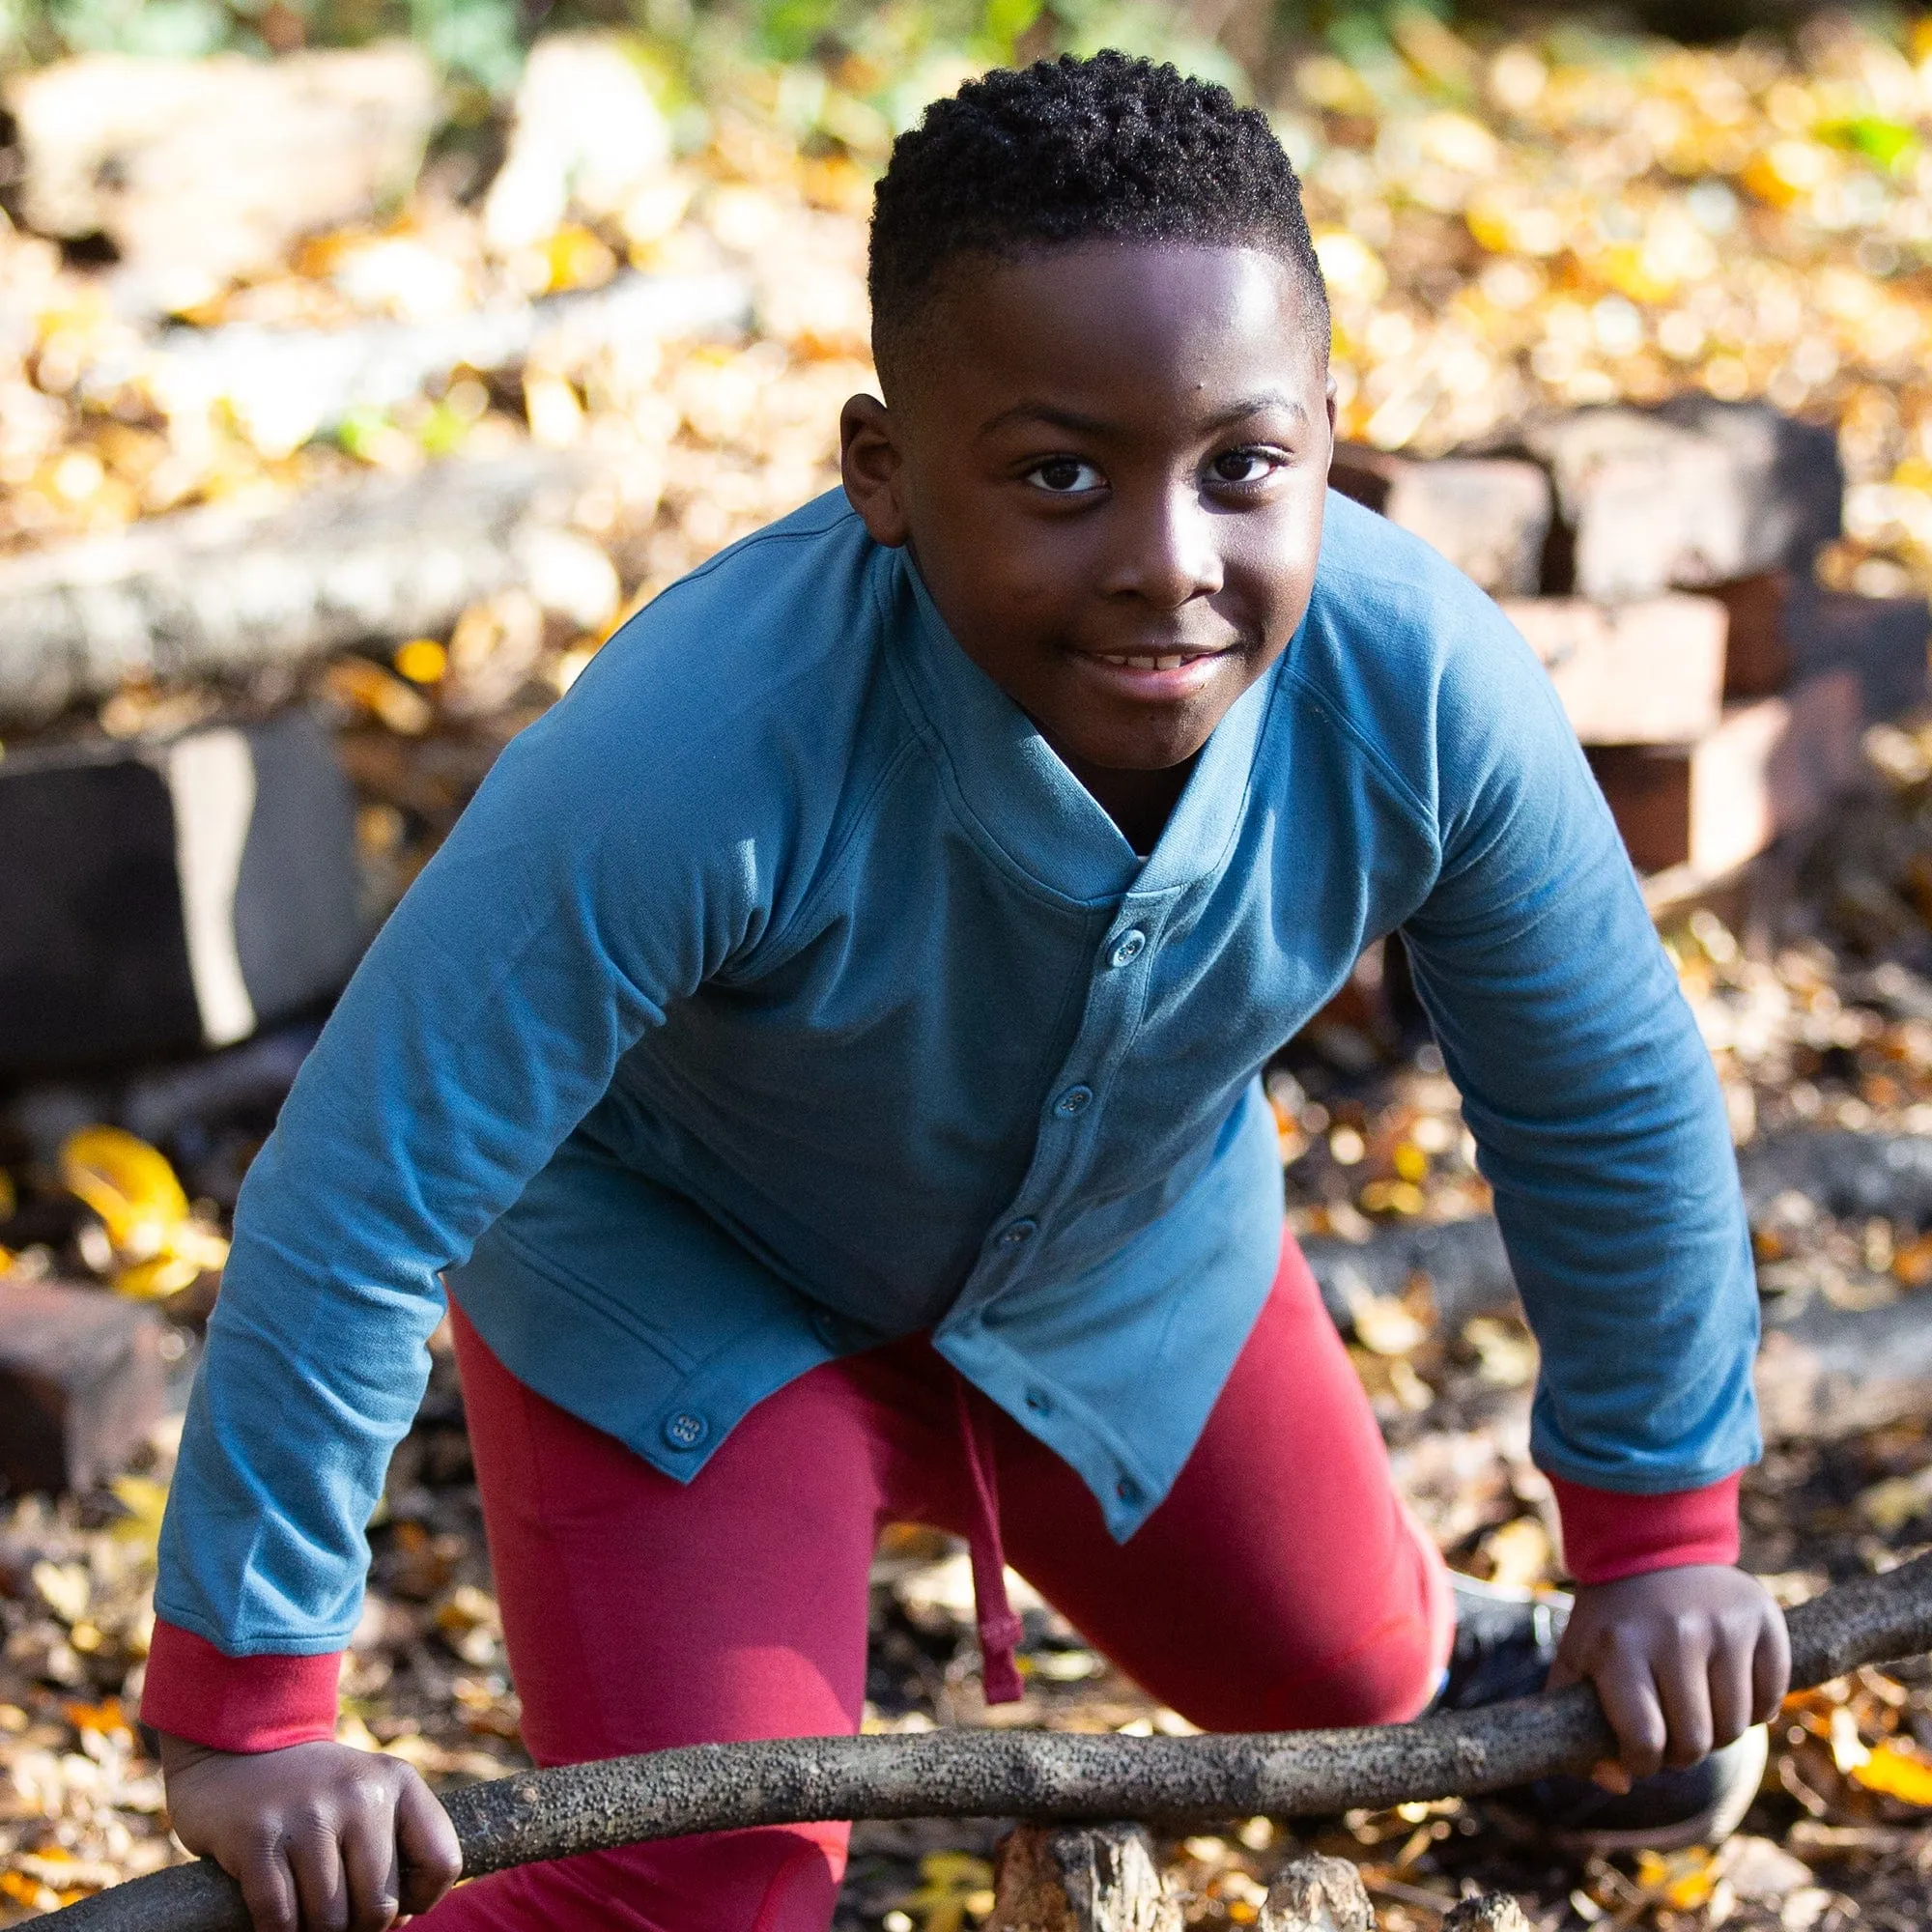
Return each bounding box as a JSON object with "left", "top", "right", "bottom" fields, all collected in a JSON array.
[{"left": 1231, "top": 1608, "right": 1445, "bottom": 1735}]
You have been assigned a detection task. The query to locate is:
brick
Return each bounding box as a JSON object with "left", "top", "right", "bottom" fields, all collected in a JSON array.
[
  {"left": 0, "top": 1281, "right": 170, "bottom": 1494},
  {"left": 1525, "top": 402, "right": 1842, "bottom": 602},
  {"left": 1786, "top": 585, "right": 1930, "bottom": 719},
  {"left": 1587, "top": 669, "right": 1863, "bottom": 878},
  {"left": 1502, "top": 594, "right": 1727, "bottom": 744},
  {"left": 1709, "top": 573, "right": 1793, "bottom": 699},
  {"left": 0, "top": 706, "right": 361, "bottom": 1072},
  {"left": 1655, "top": 395, "right": 1843, "bottom": 571},
  {"left": 1328, "top": 445, "right": 1551, "bottom": 595}
]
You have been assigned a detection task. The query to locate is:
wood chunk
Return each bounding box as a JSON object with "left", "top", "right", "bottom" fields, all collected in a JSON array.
[
  {"left": 989, "top": 1824, "right": 1180, "bottom": 1932},
  {"left": 1586, "top": 669, "right": 1862, "bottom": 879},
  {"left": 0, "top": 1280, "right": 169, "bottom": 1494},
  {"left": 0, "top": 708, "right": 360, "bottom": 1071},
  {"left": 1329, "top": 447, "right": 1552, "bottom": 596},
  {"left": 1260, "top": 1854, "right": 1376, "bottom": 1932},
  {"left": 1440, "top": 1894, "right": 1530, "bottom": 1932},
  {"left": 1503, "top": 595, "right": 1727, "bottom": 744}
]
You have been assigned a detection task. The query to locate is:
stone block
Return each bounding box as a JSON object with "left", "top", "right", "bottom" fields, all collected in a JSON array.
[
  {"left": 1525, "top": 402, "right": 1842, "bottom": 602},
  {"left": 1587, "top": 670, "right": 1863, "bottom": 878},
  {"left": 1328, "top": 445, "right": 1551, "bottom": 595},
  {"left": 0, "top": 707, "right": 361, "bottom": 1072},
  {"left": 0, "top": 1280, "right": 170, "bottom": 1494},
  {"left": 1503, "top": 594, "right": 1727, "bottom": 744}
]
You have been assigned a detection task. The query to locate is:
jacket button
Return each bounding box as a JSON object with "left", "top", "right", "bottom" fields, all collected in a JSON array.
[
  {"left": 1116, "top": 1475, "right": 1142, "bottom": 1505},
  {"left": 1025, "top": 1387, "right": 1052, "bottom": 1415},
  {"left": 810, "top": 1308, "right": 842, "bottom": 1349},
  {"left": 1109, "top": 929, "right": 1147, "bottom": 968},
  {"left": 1054, "top": 1085, "right": 1094, "bottom": 1118},
  {"left": 999, "top": 1218, "right": 1038, "bottom": 1247},
  {"left": 663, "top": 1410, "right": 709, "bottom": 1449}
]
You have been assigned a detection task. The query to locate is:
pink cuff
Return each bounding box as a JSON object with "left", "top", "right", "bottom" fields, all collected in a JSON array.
[
  {"left": 1549, "top": 1471, "right": 1742, "bottom": 1585},
  {"left": 140, "top": 1619, "right": 342, "bottom": 1752}
]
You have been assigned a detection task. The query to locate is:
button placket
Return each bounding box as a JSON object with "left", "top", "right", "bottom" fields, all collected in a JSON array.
[{"left": 951, "top": 895, "right": 1172, "bottom": 1315}]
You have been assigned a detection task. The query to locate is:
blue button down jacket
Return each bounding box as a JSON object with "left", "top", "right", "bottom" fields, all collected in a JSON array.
[{"left": 156, "top": 489, "right": 1759, "bottom": 1658}]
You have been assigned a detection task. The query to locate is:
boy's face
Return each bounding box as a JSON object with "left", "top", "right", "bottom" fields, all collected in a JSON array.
[{"left": 841, "top": 242, "right": 1333, "bottom": 779}]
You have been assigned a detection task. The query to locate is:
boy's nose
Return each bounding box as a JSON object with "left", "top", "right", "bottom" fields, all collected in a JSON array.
[{"left": 1101, "top": 487, "right": 1226, "bottom": 609}]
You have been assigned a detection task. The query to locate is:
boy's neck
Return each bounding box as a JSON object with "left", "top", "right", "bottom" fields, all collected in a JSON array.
[{"left": 1057, "top": 749, "right": 1197, "bottom": 857}]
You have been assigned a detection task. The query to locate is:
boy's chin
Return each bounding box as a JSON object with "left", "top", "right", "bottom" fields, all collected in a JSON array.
[{"left": 1051, "top": 713, "right": 1220, "bottom": 777}]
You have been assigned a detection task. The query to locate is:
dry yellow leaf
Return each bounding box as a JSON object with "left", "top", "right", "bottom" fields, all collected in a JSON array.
[
  {"left": 61, "top": 1125, "right": 188, "bottom": 1259},
  {"left": 1852, "top": 1741, "right": 1932, "bottom": 1805}
]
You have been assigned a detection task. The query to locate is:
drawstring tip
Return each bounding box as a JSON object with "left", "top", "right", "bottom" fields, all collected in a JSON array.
[{"left": 981, "top": 1650, "right": 1026, "bottom": 1706}]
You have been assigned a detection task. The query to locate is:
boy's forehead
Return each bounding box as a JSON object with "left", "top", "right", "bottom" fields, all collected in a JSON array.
[{"left": 908, "top": 241, "right": 1327, "bottom": 425}]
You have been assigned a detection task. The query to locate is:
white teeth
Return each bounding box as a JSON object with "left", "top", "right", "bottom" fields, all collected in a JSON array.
[{"left": 1094, "top": 652, "right": 1209, "bottom": 671}]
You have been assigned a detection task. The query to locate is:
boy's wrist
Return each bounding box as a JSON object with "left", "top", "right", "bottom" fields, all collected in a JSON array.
[
  {"left": 140, "top": 1617, "right": 344, "bottom": 1753},
  {"left": 1548, "top": 1469, "right": 1742, "bottom": 1587}
]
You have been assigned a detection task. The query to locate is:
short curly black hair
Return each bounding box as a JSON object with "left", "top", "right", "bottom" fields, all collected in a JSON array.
[{"left": 868, "top": 51, "right": 1327, "bottom": 392}]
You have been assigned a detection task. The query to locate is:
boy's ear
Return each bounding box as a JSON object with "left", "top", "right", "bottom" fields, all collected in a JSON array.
[{"left": 840, "top": 393, "right": 911, "bottom": 549}]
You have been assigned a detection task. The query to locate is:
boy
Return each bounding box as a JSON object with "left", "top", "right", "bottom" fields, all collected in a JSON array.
[{"left": 143, "top": 53, "right": 1786, "bottom": 1932}]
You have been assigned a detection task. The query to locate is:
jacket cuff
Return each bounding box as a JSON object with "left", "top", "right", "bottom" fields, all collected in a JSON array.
[
  {"left": 140, "top": 1619, "right": 342, "bottom": 1752},
  {"left": 1549, "top": 1471, "right": 1743, "bottom": 1585}
]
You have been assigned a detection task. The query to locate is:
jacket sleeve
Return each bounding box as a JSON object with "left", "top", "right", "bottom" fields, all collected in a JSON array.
[
  {"left": 149, "top": 641, "right": 782, "bottom": 1706},
  {"left": 1398, "top": 600, "right": 1760, "bottom": 1551}
]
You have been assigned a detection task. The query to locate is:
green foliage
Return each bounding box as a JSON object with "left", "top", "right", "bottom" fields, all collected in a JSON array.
[{"left": 0, "top": 0, "right": 1256, "bottom": 99}]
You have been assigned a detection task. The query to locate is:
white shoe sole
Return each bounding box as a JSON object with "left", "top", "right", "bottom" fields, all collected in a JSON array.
[{"left": 1548, "top": 1725, "right": 1770, "bottom": 1857}]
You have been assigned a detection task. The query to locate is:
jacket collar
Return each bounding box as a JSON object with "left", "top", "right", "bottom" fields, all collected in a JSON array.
[{"left": 886, "top": 547, "right": 1275, "bottom": 907}]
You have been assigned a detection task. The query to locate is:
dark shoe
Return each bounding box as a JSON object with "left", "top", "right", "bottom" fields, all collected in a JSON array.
[{"left": 1436, "top": 1572, "right": 1768, "bottom": 1854}]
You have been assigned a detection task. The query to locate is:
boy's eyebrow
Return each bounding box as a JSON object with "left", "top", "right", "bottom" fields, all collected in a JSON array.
[{"left": 978, "top": 391, "right": 1310, "bottom": 440}]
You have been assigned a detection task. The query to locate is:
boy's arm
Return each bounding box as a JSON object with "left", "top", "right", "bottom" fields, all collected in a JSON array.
[
  {"left": 1399, "top": 604, "right": 1784, "bottom": 1775},
  {"left": 142, "top": 667, "right": 775, "bottom": 1922}
]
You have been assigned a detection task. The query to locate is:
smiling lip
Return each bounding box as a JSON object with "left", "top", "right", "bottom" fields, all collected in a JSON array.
[{"left": 1073, "top": 646, "right": 1231, "bottom": 699}]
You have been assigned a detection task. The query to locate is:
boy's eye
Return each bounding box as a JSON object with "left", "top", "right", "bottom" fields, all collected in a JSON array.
[
  {"left": 1208, "top": 447, "right": 1285, "bottom": 487},
  {"left": 1026, "top": 456, "right": 1105, "bottom": 495}
]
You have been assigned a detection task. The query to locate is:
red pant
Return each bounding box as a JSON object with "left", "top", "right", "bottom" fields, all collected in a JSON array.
[{"left": 423, "top": 1237, "right": 1452, "bottom": 1930}]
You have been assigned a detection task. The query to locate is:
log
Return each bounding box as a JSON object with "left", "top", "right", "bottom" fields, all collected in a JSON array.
[
  {"left": 4, "top": 47, "right": 438, "bottom": 312},
  {"left": 0, "top": 453, "right": 594, "bottom": 724},
  {"left": 73, "top": 270, "right": 753, "bottom": 459},
  {"left": 987, "top": 1822, "right": 1179, "bottom": 1931},
  {"left": 43, "top": 1551, "right": 1932, "bottom": 1930},
  {"left": 1303, "top": 1129, "right": 1932, "bottom": 1444}
]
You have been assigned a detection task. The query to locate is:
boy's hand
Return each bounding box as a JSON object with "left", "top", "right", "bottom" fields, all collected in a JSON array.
[
  {"left": 159, "top": 1732, "right": 462, "bottom": 1931},
  {"left": 1545, "top": 1565, "right": 1790, "bottom": 1790}
]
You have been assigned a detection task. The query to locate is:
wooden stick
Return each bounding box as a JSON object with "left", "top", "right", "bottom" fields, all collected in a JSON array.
[{"left": 43, "top": 1552, "right": 1932, "bottom": 1931}]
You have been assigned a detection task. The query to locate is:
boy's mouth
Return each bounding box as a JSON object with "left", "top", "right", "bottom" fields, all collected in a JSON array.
[
  {"left": 1071, "top": 645, "right": 1233, "bottom": 703},
  {"left": 1092, "top": 650, "right": 1218, "bottom": 671}
]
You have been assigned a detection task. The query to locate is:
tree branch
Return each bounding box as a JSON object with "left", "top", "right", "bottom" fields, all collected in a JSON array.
[{"left": 44, "top": 1550, "right": 1932, "bottom": 1930}]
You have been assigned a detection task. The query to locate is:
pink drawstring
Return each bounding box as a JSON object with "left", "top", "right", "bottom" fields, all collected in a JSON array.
[{"left": 953, "top": 1375, "right": 1026, "bottom": 1704}]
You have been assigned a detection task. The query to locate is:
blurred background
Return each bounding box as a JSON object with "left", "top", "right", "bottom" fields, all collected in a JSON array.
[{"left": 11, "top": 3, "right": 1932, "bottom": 1927}]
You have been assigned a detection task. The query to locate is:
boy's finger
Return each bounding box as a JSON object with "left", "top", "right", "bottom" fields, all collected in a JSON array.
[
  {"left": 340, "top": 1807, "right": 402, "bottom": 1930},
  {"left": 1707, "top": 1634, "right": 1756, "bottom": 1747},
  {"left": 235, "top": 1848, "right": 301, "bottom": 1932},
  {"left": 1752, "top": 1609, "right": 1793, "bottom": 1725},
  {"left": 395, "top": 1775, "right": 464, "bottom": 1916},
  {"left": 1653, "top": 1643, "right": 1716, "bottom": 1768},
  {"left": 1591, "top": 1655, "right": 1668, "bottom": 1780},
  {"left": 288, "top": 1821, "right": 352, "bottom": 1932}
]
